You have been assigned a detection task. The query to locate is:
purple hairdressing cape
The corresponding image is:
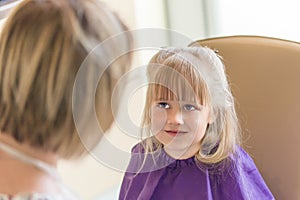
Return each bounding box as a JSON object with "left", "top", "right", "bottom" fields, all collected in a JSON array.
[{"left": 119, "top": 143, "right": 274, "bottom": 200}]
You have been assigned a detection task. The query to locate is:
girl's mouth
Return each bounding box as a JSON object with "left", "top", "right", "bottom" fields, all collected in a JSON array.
[{"left": 165, "top": 130, "right": 187, "bottom": 136}]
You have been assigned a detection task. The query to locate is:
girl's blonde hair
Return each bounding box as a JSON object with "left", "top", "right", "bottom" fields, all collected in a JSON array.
[
  {"left": 141, "top": 46, "right": 240, "bottom": 164},
  {"left": 0, "top": 0, "right": 132, "bottom": 158}
]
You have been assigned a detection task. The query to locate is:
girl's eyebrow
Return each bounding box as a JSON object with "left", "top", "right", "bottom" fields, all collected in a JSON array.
[{"left": 180, "top": 101, "right": 203, "bottom": 106}]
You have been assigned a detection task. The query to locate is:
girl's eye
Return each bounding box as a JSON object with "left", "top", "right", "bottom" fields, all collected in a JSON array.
[
  {"left": 157, "top": 102, "right": 170, "bottom": 109},
  {"left": 183, "top": 104, "right": 197, "bottom": 111}
]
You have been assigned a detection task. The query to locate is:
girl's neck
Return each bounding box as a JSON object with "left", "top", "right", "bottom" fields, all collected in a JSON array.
[{"left": 164, "top": 143, "right": 200, "bottom": 160}]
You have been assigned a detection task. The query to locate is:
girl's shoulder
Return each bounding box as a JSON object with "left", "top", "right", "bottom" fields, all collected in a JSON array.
[
  {"left": 127, "top": 140, "right": 174, "bottom": 173},
  {"left": 130, "top": 138, "right": 156, "bottom": 153},
  {"left": 229, "top": 146, "right": 257, "bottom": 168},
  {"left": 205, "top": 146, "right": 257, "bottom": 174},
  {"left": 130, "top": 142, "right": 145, "bottom": 153},
  {"left": 209, "top": 146, "right": 263, "bottom": 179},
  {"left": 212, "top": 146, "right": 275, "bottom": 199}
]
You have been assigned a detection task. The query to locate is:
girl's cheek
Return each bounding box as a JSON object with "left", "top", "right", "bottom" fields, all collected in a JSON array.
[{"left": 150, "top": 107, "right": 167, "bottom": 135}]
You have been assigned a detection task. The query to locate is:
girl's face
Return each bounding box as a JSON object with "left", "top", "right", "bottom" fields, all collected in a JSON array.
[{"left": 150, "top": 100, "right": 212, "bottom": 159}]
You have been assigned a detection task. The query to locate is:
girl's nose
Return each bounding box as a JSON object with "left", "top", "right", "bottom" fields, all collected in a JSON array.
[{"left": 167, "top": 109, "right": 183, "bottom": 125}]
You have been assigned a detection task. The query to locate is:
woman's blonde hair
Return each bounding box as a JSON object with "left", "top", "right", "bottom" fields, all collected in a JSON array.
[
  {"left": 0, "top": 0, "right": 132, "bottom": 158},
  {"left": 141, "top": 46, "right": 240, "bottom": 164}
]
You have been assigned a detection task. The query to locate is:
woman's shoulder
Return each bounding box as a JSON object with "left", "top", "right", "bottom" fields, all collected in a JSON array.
[
  {"left": 0, "top": 185, "right": 80, "bottom": 200},
  {"left": 0, "top": 192, "right": 80, "bottom": 200},
  {"left": 0, "top": 193, "right": 60, "bottom": 200}
]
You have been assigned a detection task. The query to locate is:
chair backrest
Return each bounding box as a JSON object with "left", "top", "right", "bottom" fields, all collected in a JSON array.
[{"left": 190, "top": 36, "right": 300, "bottom": 200}]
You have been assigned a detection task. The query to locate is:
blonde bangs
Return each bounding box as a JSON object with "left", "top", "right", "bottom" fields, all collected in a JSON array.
[{"left": 148, "top": 58, "right": 210, "bottom": 106}]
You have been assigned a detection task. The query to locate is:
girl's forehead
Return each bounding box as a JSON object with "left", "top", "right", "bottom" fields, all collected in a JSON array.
[
  {"left": 152, "top": 99, "right": 203, "bottom": 105},
  {"left": 152, "top": 94, "right": 207, "bottom": 107},
  {"left": 147, "top": 60, "right": 211, "bottom": 106},
  {"left": 151, "top": 84, "right": 206, "bottom": 102}
]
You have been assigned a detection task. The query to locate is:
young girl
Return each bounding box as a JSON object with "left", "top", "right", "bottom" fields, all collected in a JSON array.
[{"left": 119, "top": 46, "right": 274, "bottom": 200}]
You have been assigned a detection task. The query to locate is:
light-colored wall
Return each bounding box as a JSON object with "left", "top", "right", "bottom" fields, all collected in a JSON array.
[{"left": 165, "top": 0, "right": 207, "bottom": 39}]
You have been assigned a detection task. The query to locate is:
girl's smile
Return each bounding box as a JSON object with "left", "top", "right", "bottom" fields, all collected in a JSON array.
[{"left": 164, "top": 129, "right": 188, "bottom": 136}]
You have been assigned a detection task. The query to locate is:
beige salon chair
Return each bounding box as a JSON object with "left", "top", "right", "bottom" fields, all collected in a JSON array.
[{"left": 190, "top": 36, "right": 300, "bottom": 200}]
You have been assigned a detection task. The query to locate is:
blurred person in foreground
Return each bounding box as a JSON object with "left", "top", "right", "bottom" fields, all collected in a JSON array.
[{"left": 0, "top": 0, "right": 132, "bottom": 199}]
